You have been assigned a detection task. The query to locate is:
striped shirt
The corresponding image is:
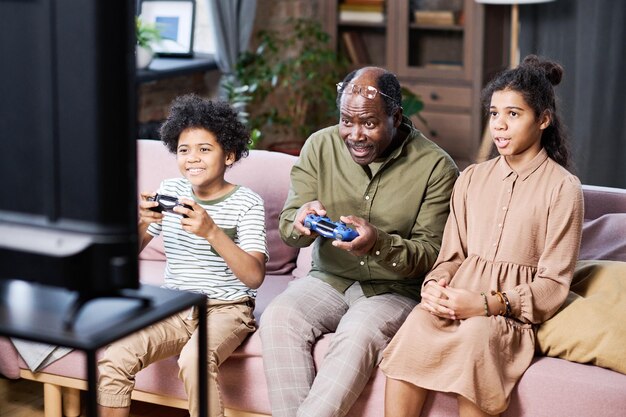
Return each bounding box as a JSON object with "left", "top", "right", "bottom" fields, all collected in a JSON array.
[{"left": 147, "top": 178, "right": 268, "bottom": 301}]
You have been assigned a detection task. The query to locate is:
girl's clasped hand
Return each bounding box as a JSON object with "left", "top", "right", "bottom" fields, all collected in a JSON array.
[{"left": 421, "top": 279, "right": 484, "bottom": 321}]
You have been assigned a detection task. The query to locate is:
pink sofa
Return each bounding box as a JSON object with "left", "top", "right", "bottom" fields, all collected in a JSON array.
[{"left": 1, "top": 139, "right": 626, "bottom": 417}]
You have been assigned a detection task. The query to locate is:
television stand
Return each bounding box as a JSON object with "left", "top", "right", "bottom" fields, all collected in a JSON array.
[
  {"left": 62, "top": 290, "right": 153, "bottom": 330},
  {"left": 0, "top": 279, "right": 207, "bottom": 417}
]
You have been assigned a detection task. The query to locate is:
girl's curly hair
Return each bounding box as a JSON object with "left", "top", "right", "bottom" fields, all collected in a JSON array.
[{"left": 159, "top": 94, "right": 251, "bottom": 162}]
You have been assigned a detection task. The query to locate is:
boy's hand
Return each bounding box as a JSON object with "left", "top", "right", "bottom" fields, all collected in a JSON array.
[
  {"left": 294, "top": 201, "right": 327, "bottom": 236},
  {"left": 139, "top": 191, "right": 163, "bottom": 225},
  {"left": 176, "top": 198, "right": 218, "bottom": 240},
  {"left": 332, "top": 215, "right": 377, "bottom": 256}
]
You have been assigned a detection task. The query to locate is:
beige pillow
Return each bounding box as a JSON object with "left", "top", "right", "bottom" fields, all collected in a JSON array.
[{"left": 537, "top": 260, "right": 626, "bottom": 374}]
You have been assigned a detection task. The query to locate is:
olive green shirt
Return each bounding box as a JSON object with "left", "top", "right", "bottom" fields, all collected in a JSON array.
[{"left": 279, "top": 117, "right": 459, "bottom": 300}]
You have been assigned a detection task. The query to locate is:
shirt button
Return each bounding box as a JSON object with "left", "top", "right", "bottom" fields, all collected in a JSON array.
[
  {"left": 392, "top": 262, "right": 397, "bottom": 267},
  {"left": 502, "top": 206, "right": 507, "bottom": 210},
  {"left": 375, "top": 250, "right": 380, "bottom": 255},
  {"left": 365, "top": 196, "right": 370, "bottom": 200},
  {"left": 498, "top": 223, "right": 502, "bottom": 228},
  {"left": 292, "top": 235, "right": 297, "bottom": 239},
  {"left": 493, "top": 243, "right": 497, "bottom": 246},
  {"left": 360, "top": 261, "right": 365, "bottom": 265}
]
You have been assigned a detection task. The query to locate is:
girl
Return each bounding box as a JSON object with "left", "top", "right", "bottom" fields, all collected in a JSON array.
[{"left": 379, "top": 55, "right": 584, "bottom": 417}]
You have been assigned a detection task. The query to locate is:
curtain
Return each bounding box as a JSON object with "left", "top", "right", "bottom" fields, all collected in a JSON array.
[
  {"left": 207, "top": 0, "right": 257, "bottom": 98},
  {"left": 519, "top": 0, "right": 626, "bottom": 188}
]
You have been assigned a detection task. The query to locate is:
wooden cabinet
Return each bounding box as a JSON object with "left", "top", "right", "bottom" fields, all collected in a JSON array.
[{"left": 321, "top": 0, "right": 506, "bottom": 168}]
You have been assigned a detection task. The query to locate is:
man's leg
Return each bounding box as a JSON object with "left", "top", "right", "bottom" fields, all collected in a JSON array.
[
  {"left": 297, "top": 283, "right": 417, "bottom": 417},
  {"left": 178, "top": 300, "right": 256, "bottom": 417},
  {"left": 259, "top": 277, "right": 347, "bottom": 417}
]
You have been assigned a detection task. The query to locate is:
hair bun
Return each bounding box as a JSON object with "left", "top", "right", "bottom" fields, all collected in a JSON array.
[{"left": 521, "top": 54, "right": 563, "bottom": 86}]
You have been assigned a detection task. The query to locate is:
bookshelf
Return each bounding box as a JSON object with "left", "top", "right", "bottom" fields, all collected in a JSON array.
[{"left": 321, "top": 0, "right": 507, "bottom": 168}]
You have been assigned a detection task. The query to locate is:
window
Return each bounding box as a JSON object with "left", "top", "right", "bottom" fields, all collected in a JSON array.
[{"left": 194, "top": 0, "right": 216, "bottom": 54}]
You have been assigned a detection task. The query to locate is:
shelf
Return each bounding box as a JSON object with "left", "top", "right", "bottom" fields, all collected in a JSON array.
[
  {"left": 136, "top": 53, "right": 218, "bottom": 84},
  {"left": 338, "top": 21, "right": 386, "bottom": 29},
  {"left": 410, "top": 23, "right": 464, "bottom": 31},
  {"left": 323, "top": 0, "right": 507, "bottom": 166}
]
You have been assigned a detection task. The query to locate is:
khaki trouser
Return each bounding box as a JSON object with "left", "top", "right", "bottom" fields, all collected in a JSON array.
[{"left": 97, "top": 298, "right": 255, "bottom": 417}]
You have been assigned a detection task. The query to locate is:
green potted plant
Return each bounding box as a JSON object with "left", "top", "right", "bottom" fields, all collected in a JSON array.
[
  {"left": 226, "top": 18, "right": 426, "bottom": 154},
  {"left": 226, "top": 18, "right": 348, "bottom": 154},
  {"left": 136, "top": 16, "right": 162, "bottom": 69}
]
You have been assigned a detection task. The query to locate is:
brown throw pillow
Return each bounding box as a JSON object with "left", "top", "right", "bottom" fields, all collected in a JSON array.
[{"left": 537, "top": 260, "right": 626, "bottom": 374}]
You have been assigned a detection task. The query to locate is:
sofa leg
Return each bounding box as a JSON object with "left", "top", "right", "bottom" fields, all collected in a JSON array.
[
  {"left": 63, "top": 387, "right": 82, "bottom": 417},
  {"left": 43, "top": 383, "right": 63, "bottom": 417}
]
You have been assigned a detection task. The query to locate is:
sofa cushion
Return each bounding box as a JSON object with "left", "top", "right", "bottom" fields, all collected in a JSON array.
[
  {"left": 293, "top": 245, "right": 314, "bottom": 279},
  {"left": 506, "top": 356, "right": 626, "bottom": 417},
  {"left": 537, "top": 260, "right": 626, "bottom": 374},
  {"left": 17, "top": 348, "right": 189, "bottom": 401},
  {"left": 224, "top": 150, "right": 298, "bottom": 274}
]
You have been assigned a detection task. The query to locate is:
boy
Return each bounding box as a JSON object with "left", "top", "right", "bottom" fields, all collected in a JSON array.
[{"left": 97, "top": 94, "right": 268, "bottom": 417}]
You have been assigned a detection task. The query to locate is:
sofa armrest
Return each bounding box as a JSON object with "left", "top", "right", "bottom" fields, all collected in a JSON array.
[{"left": 582, "top": 184, "right": 626, "bottom": 221}]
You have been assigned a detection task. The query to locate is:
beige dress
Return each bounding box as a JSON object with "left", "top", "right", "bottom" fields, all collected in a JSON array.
[{"left": 380, "top": 150, "right": 584, "bottom": 414}]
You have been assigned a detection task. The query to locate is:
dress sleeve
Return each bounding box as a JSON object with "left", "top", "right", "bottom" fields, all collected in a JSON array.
[
  {"left": 507, "top": 175, "right": 584, "bottom": 323},
  {"left": 422, "top": 165, "right": 473, "bottom": 287}
]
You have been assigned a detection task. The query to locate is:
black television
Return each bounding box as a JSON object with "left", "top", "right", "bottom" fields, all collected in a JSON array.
[{"left": 0, "top": 0, "right": 139, "bottom": 296}]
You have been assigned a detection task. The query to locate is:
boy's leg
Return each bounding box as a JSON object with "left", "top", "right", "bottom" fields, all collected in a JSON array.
[
  {"left": 297, "top": 283, "right": 417, "bottom": 417},
  {"left": 97, "top": 310, "right": 195, "bottom": 411},
  {"left": 259, "top": 277, "right": 348, "bottom": 417},
  {"left": 178, "top": 300, "right": 256, "bottom": 417}
]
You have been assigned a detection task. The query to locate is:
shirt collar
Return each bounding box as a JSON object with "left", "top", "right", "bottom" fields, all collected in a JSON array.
[{"left": 497, "top": 148, "right": 549, "bottom": 181}]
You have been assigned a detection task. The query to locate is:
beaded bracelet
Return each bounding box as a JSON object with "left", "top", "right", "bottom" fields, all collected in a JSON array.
[
  {"left": 480, "top": 292, "right": 489, "bottom": 316},
  {"left": 501, "top": 291, "right": 512, "bottom": 318},
  {"left": 490, "top": 290, "right": 505, "bottom": 316}
]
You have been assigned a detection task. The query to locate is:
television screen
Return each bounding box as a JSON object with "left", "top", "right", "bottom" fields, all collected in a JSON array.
[{"left": 0, "top": 0, "right": 139, "bottom": 294}]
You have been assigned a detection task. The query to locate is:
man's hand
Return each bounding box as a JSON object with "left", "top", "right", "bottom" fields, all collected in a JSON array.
[
  {"left": 293, "top": 201, "right": 327, "bottom": 236},
  {"left": 331, "top": 215, "right": 377, "bottom": 256}
]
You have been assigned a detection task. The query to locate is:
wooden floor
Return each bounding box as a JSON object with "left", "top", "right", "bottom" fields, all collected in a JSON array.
[{"left": 0, "top": 377, "right": 189, "bottom": 417}]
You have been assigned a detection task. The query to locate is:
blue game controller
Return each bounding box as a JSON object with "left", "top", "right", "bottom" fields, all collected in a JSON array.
[{"left": 303, "top": 214, "right": 359, "bottom": 242}]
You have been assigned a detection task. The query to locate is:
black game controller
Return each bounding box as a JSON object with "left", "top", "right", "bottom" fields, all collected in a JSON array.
[{"left": 147, "top": 194, "right": 193, "bottom": 218}]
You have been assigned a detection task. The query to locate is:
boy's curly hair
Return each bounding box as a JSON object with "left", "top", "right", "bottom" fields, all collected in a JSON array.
[{"left": 159, "top": 94, "right": 251, "bottom": 162}]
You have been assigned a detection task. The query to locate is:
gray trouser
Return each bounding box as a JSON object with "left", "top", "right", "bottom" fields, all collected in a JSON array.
[{"left": 259, "top": 276, "right": 417, "bottom": 417}]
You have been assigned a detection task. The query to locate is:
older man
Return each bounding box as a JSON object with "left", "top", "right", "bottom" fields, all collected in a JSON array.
[{"left": 259, "top": 67, "right": 458, "bottom": 417}]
